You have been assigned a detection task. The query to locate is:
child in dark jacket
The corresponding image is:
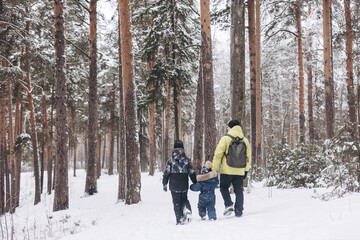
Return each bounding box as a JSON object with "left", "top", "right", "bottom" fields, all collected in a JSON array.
[
  {"left": 190, "top": 161, "right": 219, "bottom": 220},
  {"left": 163, "top": 140, "right": 197, "bottom": 225}
]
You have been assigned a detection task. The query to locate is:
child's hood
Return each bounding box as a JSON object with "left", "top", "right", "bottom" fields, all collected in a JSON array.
[{"left": 196, "top": 170, "right": 217, "bottom": 182}]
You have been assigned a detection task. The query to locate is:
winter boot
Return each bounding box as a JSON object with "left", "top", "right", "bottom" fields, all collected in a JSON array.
[
  {"left": 181, "top": 208, "right": 192, "bottom": 224},
  {"left": 223, "top": 205, "right": 234, "bottom": 216}
]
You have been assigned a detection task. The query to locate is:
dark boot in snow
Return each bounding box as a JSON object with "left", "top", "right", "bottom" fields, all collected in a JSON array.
[
  {"left": 181, "top": 208, "right": 192, "bottom": 224},
  {"left": 223, "top": 205, "right": 234, "bottom": 216}
]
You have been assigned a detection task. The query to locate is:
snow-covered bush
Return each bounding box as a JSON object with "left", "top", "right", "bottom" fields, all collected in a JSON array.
[
  {"left": 319, "top": 124, "right": 360, "bottom": 200},
  {"left": 266, "top": 142, "right": 327, "bottom": 188},
  {"left": 266, "top": 124, "right": 360, "bottom": 199}
]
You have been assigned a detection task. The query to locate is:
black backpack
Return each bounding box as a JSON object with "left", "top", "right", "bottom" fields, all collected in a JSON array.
[{"left": 224, "top": 134, "right": 247, "bottom": 168}]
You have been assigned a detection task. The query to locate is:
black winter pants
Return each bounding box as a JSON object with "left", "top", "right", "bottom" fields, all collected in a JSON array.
[
  {"left": 171, "top": 191, "right": 192, "bottom": 224},
  {"left": 219, "top": 174, "right": 244, "bottom": 216}
]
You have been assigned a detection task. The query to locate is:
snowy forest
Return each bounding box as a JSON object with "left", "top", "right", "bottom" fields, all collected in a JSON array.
[{"left": 1, "top": 0, "right": 360, "bottom": 239}]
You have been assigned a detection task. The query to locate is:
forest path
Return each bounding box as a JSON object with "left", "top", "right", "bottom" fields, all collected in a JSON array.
[{"left": 6, "top": 171, "right": 360, "bottom": 240}]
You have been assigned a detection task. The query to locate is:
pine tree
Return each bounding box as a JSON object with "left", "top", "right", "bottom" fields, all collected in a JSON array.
[
  {"left": 255, "top": 0, "right": 262, "bottom": 172},
  {"left": 248, "top": 0, "right": 257, "bottom": 166},
  {"left": 230, "top": 0, "right": 246, "bottom": 127},
  {"left": 294, "top": 2, "right": 305, "bottom": 143},
  {"left": 85, "top": 0, "right": 98, "bottom": 195},
  {"left": 201, "top": 0, "right": 217, "bottom": 161},
  {"left": 323, "top": 0, "right": 334, "bottom": 139},
  {"left": 53, "top": 0, "right": 69, "bottom": 212},
  {"left": 119, "top": 0, "right": 141, "bottom": 204},
  {"left": 344, "top": 0, "right": 357, "bottom": 138}
]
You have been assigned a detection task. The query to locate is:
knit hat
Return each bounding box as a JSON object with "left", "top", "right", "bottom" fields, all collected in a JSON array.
[
  {"left": 201, "top": 161, "right": 213, "bottom": 174},
  {"left": 228, "top": 119, "right": 240, "bottom": 128},
  {"left": 174, "top": 140, "right": 184, "bottom": 149}
]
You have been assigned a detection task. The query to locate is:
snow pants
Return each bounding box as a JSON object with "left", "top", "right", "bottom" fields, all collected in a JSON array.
[
  {"left": 219, "top": 174, "right": 244, "bottom": 217},
  {"left": 197, "top": 193, "right": 216, "bottom": 220},
  {"left": 171, "top": 191, "right": 192, "bottom": 224}
]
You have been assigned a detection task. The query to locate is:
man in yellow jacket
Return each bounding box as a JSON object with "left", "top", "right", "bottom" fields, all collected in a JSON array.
[{"left": 212, "top": 120, "right": 251, "bottom": 217}]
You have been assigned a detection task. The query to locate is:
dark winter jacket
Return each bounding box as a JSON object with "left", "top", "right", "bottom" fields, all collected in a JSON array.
[
  {"left": 190, "top": 171, "right": 219, "bottom": 220},
  {"left": 162, "top": 148, "right": 197, "bottom": 192},
  {"left": 190, "top": 171, "right": 219, "bottom": 195}
]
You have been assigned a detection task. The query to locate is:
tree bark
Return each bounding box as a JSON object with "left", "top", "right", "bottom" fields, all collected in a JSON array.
[
  {"left": 53, "top": 0, "right": 69, "bottom": 211},
  {"left": 119, "top": 0, "right": 141, "bottom": 204},
  {"left": 323, "top": 0, "right": 334, "bottom": 139},
  {"left": 7, "top": 79, "right": 15, "bottom": 213},
  {"left": 200, "top": 0, "right": 217, "bottom": 162},
  {"left": 25, "top": 18, "right": 41, "bottom": 206},
  {"left": 42, "top": 96, "right": 51, "bottom": 193},
  {"left": 248, "top": 0, "right": 256, "bottom": 167},
  {"left": 0, "top": 89, "right": 6, "bottom": 214},
  {"left": 108, "top": 80, "right": 116, "bottom": 175},
  {"left": 306, "top": 2, "right": 315, "bottom": 141},
  {"left": 290, "top": 74, "right": 297, "bottom": 149},
  {"left": 231, "top": 0, "right": 246, "bottom": 128},
  {"left": 102, "top": 133, "right": 106, "bottom": 168},
  {"left": 14, "top": 86, "right": 22, "bottom": 206},
  {"left": 85, "top": 0, "right": 98, "bottom": 195},
  {"left": 344, "top": 0, "right": 357, "bottom": 137},
  {"left": 97, "top": 133, "right": 101, "bottom": 178},
  {"left": 255, "top": 0, "right": 262, "bottom": 171},
  {"left": 295, "top": 2, "right": 305, "bottom": 143},
  {"left": 149, "top": 101, "right": 155, "bottom": 175},
  {"left": 163, "top": 80, "right": 171, "bottom": 168},
  {"left": 193, "top": 55, "right": 204, "bottom": 174}
]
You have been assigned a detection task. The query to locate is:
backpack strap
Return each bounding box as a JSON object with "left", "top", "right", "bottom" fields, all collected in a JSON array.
[
  {"left": 225, "top": 134, "right": 234, "bottom": 140},
  {"left": 225, "top": 134, "right": 243, "bottom": 141}
]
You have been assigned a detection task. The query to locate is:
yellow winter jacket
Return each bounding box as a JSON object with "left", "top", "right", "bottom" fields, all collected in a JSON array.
[{"left": 212, "top": 125, "right": 251, "bottom": 175}]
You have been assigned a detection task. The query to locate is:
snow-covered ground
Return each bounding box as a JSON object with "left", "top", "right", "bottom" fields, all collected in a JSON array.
[{"left": 1, "top": 170, "right": 360, "bottom": 240}]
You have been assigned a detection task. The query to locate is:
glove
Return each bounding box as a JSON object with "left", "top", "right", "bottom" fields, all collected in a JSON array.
[
  {"left": 244, "top": 171, "right": 248, "bottom": 179},
  {"left": 163, "top": 185, "right": 167, "bottom": 192}
]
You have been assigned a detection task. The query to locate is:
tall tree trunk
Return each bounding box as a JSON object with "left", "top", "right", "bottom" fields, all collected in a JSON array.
[
  {"left": 163, "top": 80, "right": 171, "bottom": 168},
  {"left": 85, "top": 0, "right": 98, "bottom": 195},
  {"left": 3, "top": 105, "right": 10, "bottom": 212},
  {"left": 323, "top": 0, "right": 334, "bottom": 139},
  {"left": 119, "top": 0, "right": 141, "bottom": 204},
  {"left": 171, "top": 1, "right": 180, "bottom": 141},
  {"left": 295, "top": 2, "right": 305, "bottom": 143},
  {"left": 102, "top": 133, "right": 106, "bottom": 168},
  {"left": 108, "top": 80, "right": 116, "bottom": 175},
  {"left": 290, "top": 74, "right": 297, "bottom": 149},
  {"left": 358, "top": 83, "right": 360, "bottom": 140},
  {"left": 53, "top": 0, "right": 69, "bottom": 211},
  {"left": 14, "top": 87, "right": 22, "bottom": 206},
  {"left": 307, "top": 2, "right": 315, "bottom": 141},
  {"left": 0, "top": 89, "right": 6, "bottom": 214},
  {"left": 139, "top": 114, "right": 148, "bottom": 172},
  {"left": 344, "top": 0, "right": 357, "bottom": 137},
  {"left": 193, "top": 55, "right": 204, "bottom": 174},
  {"left": 97, "top": 133, "right": 101, "bottom": 178},
  {"left": 248, "top": 0, "right": 256, "bottom": 167},
  {"left": 255, "top": 0, "right": 262, "bottom": 170},
  {"left": 7, "top": 79, "right": 15, "bottom": 213},
  {"left": 149, "top": 101, "right": 155, "bottom": 176},
  {"left": 42, "top": 96, "right": 50, "bottom": 194},
  {"left": 148, "top": 58, "right": 155, "bottom": 176},
  {"left": 231, "top": 0, "right": 246, "bottom": 128},
  {"left": 49, "top": 91, "right": 54, "bottom": 191},
  {"left": 200, "top": 0, "right": 217, "bottom": 161},
  {"left": 25, "top": 18, "right": 41, "bottom": 206}
]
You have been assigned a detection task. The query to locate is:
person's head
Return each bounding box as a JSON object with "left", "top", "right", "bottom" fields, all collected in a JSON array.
[
  {"left": 201, "top": 161, "right": 213, "bottom": 174},
  {"left": 227, "top": 119, "right": 240, "bottom": 130},
  {"left": 173, "top": 140, "right": 184, "bottom": 149}
]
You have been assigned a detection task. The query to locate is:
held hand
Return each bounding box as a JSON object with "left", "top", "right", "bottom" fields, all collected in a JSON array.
[{"left": 163, "top": 185, "right": 167, "bottom": 192}]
